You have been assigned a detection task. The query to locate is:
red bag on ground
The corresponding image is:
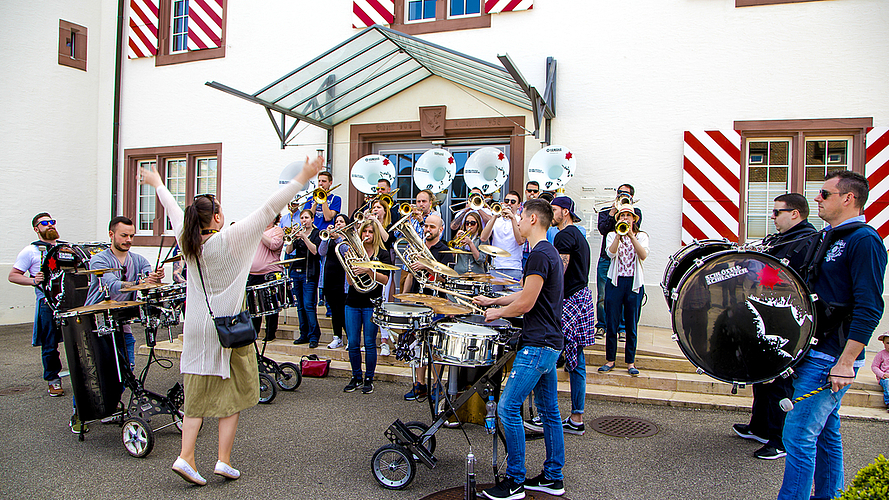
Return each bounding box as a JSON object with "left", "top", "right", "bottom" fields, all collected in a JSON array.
[{"left": 300, "top": 354, "right": 330, "bottom": 377}]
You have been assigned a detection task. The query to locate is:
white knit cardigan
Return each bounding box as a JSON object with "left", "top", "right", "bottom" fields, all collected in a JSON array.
[{"left": 157, "top": 180, "right": 304, "bottom": 378}]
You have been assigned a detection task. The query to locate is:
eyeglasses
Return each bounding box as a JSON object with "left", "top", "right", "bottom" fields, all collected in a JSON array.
[
  {"left": 819, "top": 189, "right": 852, "bottom": 199},
  {"left": 36, "top": 219, "right": 57, "bottom": 227},
  {"left": 505, "top": 199, "right": 519, "bottom": 204},
  {"left": 772, "top": 208, "right": 795, "bottom": 217}
]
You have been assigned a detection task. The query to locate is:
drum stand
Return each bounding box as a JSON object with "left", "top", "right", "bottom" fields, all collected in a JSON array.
[{"left": 254, "top": 339, "right": 302, "bottom": 401}]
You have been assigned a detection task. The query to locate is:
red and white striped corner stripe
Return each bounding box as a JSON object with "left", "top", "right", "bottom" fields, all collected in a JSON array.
[
  {"left": 187, "top": 0, "right": 223, "bottom": 51},
  {"left": 864, "top": 127, "right": 889, "bottom": 243},
  {"left": 128, "top": 0, "right": 158, "bottom": 59},
  {"left": 353, "top": 0, "right": 395, "bottom": 28},
  {"left": 682, "top": 131, "right": 741, "bottom": 245},
  {"left": 485, "top": 0, "right": 533, "bottom": 13}
]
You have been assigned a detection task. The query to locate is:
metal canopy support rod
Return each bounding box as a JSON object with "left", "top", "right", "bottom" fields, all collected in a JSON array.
[
  {"left": 265, "top": 107, "right": 301, "bottom": 150},
  {"left": 497, "top": 54, "right": 557, "bottom": 141},
  {"left": 206, "top": 80, "right": 333, "bottom": 130}
]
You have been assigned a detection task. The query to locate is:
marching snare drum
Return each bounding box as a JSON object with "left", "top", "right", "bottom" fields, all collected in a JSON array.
[
  {"left": 246, "top": 278, "right": 291, "bottom": 317},
  {"left": 140, "top": 282, "right": 186, "bottom": 328},
  {"left": 671, "top": 249, "right": 815, "bottom": 384},
  {"left": 431, "top": 322, "right": 499, "bottom": 367},
  {"left": 373, "top": 302, "right": 435, "bottom": 331},
  {"left": 442, "top": 276, "right": 493, "bottom": 297},
  {"left": 661, "top": 239, "right": 734, "bottom": 311}
]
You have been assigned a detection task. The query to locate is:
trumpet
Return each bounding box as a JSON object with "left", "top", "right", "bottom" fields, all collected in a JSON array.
[
  {"left": 447, "top": 230, "right": 472, "bottom": 249},
  {"left": 451, "top": 193, "right": 502, "bottom": 215},
  {"left": 398, "top": 202, "right": 416, "bottom": 217},
  {"left": 283, "top": 223, "right": 310, "bottom": 243},
  {"left": 615, "top": 221, "right": 631, "bottom": 236}
]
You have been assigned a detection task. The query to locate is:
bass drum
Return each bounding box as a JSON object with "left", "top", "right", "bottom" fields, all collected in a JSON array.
[
  {"left": 661, "top": 239, "right": 734, "bottom": 311},
  {"left": 41, "top": 243, "right": 95, "bottom": 311},
  {"left": 671, "top": 249, "right": 816, "bottom": 384}
]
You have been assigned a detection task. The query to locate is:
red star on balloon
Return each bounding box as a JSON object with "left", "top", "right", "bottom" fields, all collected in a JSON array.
[
  {"left": 565, "top": 152, "right": 573, "bottom": 160},
  {"left": 758, "top": 266, "right": 784, "bottom": 289},
  {"left": 448, "top": 157, "right": 454, "bottom": 164},
  {"left": 498, "top": 152, "right": 505, "bottom": 161},
  {"left": 382, "top": 158, "right": 390, "bottom": 166}
]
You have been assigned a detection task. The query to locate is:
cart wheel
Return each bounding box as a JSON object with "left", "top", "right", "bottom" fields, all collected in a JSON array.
[
  {"left": 122, "top": 417, "right": 155, "bottom": 458},
  {"left": 258, "top": 372, "right": 277, "bottom": 404},
  {"left": 276, "top": 362, "right": 302, "bottom": 390},
  {"left": 172, "top": 410, "right": 184, "bottom": 433},
  {"left": 403, "top": 421, "right": 436, "bottom": 459},
  {"left": 371, "top": 444, "right": 416, "bottom": 490}
]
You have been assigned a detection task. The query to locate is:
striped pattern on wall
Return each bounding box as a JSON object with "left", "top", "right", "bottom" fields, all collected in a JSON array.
[
  {"left": 681, "top": 130, "right": 741, "bottom": 245},
  {"left": 353, "top": 0, "right": 395, "bottom": 28},
  {"left": 864, "top": 127, "right": 889, "bottom": 243},
  {"left": 128, "top": 0, "right": 158, "bottom": 59},
  {"left": 187, "top": 0, "right": 223, "bottom": 50},
  {"left": 485, "top": 0, "right": 533, "bottom": 13}
]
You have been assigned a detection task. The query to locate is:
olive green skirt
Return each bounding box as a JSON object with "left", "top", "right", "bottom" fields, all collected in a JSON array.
[{"left": 182, "top": 345, "right": 259, "bottom": 418}]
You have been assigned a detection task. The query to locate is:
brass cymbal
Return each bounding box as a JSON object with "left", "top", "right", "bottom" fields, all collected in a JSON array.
[
  {"left": 161, "top": 254, "right": 183, "bottom": 264},
  {"left": 120, "top": 282, "right": 163, "bottom": 292},
  {"left": 417, "top": 258, "right": 460, "bottom": 277},
  {"left": 478, "top": 245, "right": 511, "bottom": 258},
  {"left": 441, "top": 249, "right": 472, "bottom": 254},
  {"left": 462, "top": 274, "right": 496, "bottom": 282},
  {"left": 67, "top": 300, "right": 144, "bottom": 313},
  {"left": 353, "top": 260, "right": 399, "bottom": 271},
  {"left": 430, "top": 303, "right": 471, "bottom": 316},
  {"left": 272, "top": 257, "right": 305, "bottom": 265},
  {"left": 394, "top": 293, "right": 451, "bottom": 305},
  {"left": 77, "top": 267, "right": 118, "bottom": 275}
]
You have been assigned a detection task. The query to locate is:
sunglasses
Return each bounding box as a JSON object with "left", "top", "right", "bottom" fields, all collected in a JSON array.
[
  {"left": 819, "top": 189, "right": 852, "bottom": 199},
  {"left": 772, "top": 208, "right": 794, "bottom": 217},
  {"left": 465, "top": 220, "right": 478, "bottom": 226},
  {"left": 526, "top": 189, "right": 539, "bottom": 194},
  {"left": 504, "top": 199, "right": 519, "bottom": 204},
  {"left": 195, "top": 193, "right": 217, "bottom": 213},
  {"left": 36, "top": 219, "right": 57, "bottom": 227}
]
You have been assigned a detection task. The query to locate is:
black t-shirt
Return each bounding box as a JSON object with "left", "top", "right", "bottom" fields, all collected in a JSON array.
[
  {"left": 323, "top": 238, "right": 347, "bottom": 295},
  {"left": 286, "top": 228, "right": 322, "bottom": 279},
  {"left": 345, "top": 246, "right": 391, "bottom": 309},
  {"left": 408, "top": 239, "right": 455, "bottom": 294},
  {"left": 553, "top": 224, "right": 591, "bottom": 299},
  {"left": 521, "top": 240, "right": 564, "bottom": 350}
]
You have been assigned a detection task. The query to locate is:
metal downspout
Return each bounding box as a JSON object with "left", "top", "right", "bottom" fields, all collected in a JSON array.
[{"left": 110, "top": 0, "right": 125, "bottom": 218}]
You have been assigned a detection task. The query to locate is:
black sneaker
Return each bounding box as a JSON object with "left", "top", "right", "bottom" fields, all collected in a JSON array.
[
  {"left": 482, "top": 476, "right": 525, "bottom": 500},
  {"left": 293, "top": 338, "right": 310, "bottom": 345},
  {"left": 523, "top": 416, "right": 543, "bottom": 433},
  {"left": 753, "top": 445, "right": 787, "bottom": 460},
  {"left": 404, "top": 382, "right": 427, "bottom": 401},
  {"left": 524, "top": 471, "right": 565, "bottom": 496},
  {"left": 362, "top": 378, "right": 374, "bottom": 394},
  {"left": 308, "top": 341, "right": 319, "bottom": 349},
  {"left": 732, "top": 423, "right": 768, "bottom": 444},
  {"left": 562, "top": 416, "right": 585, "bottom": 435},
  {"left": 344, "top": 377, "right": 362, "bottom": 393}
]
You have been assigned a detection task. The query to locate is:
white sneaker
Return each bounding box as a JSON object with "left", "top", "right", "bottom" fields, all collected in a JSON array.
[
  {"left": 172, "top": 457, "right": 207, "bottom": 486},
  {"left": 380, "top": 343, "right": 391, "bottom": 356},
  {"left": 327, "top": 337, "right": 343, "bottom": 349},
  {"left": 214, "top": 460, "right": 241, "bottom": 480}
]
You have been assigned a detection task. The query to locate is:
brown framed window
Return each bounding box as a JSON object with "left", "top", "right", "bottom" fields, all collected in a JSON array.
[
  {"left": 392, "top": 0, "right": 490, "bottom": 35},
  {"left": 58, "top": 20, "right": 87, "bottom": 71},
  {"left": 123, "top": 143, "right": 222, "bottom": 246},
  {"left": 155, "top": 0, "right": 226, "bottom": 66},
  {"left": 735, "top": 118, "right": 871, "bottom": 240}
]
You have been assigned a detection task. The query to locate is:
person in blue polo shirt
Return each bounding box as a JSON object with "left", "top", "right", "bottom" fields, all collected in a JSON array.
[{"left": 777, "top": 171, "right": 887, "bottom": 500}]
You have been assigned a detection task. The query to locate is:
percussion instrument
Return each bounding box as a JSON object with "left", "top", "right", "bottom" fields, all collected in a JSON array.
[
  {"left": 353, "top": 260, "right": 400, "bottom": 271},
  {"left": 431, "top": 322, "right": 499, "bottom": 367},
  {"left": 670, "top": 249, "right": 816, "bottom": 384},
  {"left": 77, "top": 267, "right": 117, "bottom": 275},
  {"left": 417, "top": 258, "right": 460, "bottom": 277},
  {"left": 453, "top": 314, "right": 515, "bottom": 341},
  {"left": 272, "top": 257, "right": 305, "bottom": 266},
  {"left": 430, "top": 303, "right": 472, "bottom": 316},
  {"left": 40, "top": 243, "right": 95, "bottom": 311},
  {"left": 139, "top": 282, "right": 187, "bottom": 328},
  {"left": 442, "top": 276, "right": 493, "bottom": 297},
  {"left": 161, "top": 254, "right": 183, "bottom": 264},
  {"left": 120, "top": 282, "right": 162, "bottom": 292},
  {"left": 373, "top": 303, "right": 435, "bottom": 332},
  {"left": 527, "top": 144, "right": 576, "bottom": 192},
  {"left": 441, "top": 249, "right": 472, "bottom": 254},
  {"left": 246, "top": 278, "right": 292, "bottom": 317},
  {"left": 394, "top": 293, "right": 451, "bottom": 305},
  {"left": 478, "top": 245, "right": 511, "bottom": 258},
  {"left": 661, "top": 239, "right": 734, "bottom": 311}
]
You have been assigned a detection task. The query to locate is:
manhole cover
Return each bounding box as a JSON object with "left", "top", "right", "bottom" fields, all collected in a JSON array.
[
  {"left": 590, "top": 416, "right": 658, "bottom": 438},
  {"left": 0, "top": 385, "right": 32, "bottom": 396}
]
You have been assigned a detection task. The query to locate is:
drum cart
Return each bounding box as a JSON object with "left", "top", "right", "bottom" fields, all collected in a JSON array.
[{"left": 254, "top": 339, "right": 302, "bottom": 404}]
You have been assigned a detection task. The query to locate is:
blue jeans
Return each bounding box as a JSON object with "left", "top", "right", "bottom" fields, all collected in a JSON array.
[
  {"left": 345, "top": 306, "right": 377, "bottom": 380},
  {"left": 290, "top": 272, "right": 320, "bottom": 343},
  {"left": 567, "top": 350, "right": 586, "bottom": 415},
  {"left": 777, "top": 353, "right": 857, "bottom": 500},
  {"left": 604, "top": 277, "right": 641, "bottom": 363},
  {"left": 880, "top": 378, "right": 889, "bottom": 407},
  {"left": 122, "top": 328, "right": 136, "bottom": 369},
  {"left": 499, "top": 345, "right": 564, "bottom": 483},
  {"left": 34, "top": 299, "right": 62, "bottom": 382},
  {"left": 596, "top": 257, "right": 626, "bottom": 331},
  {"left": 492, "top": 268, "right": 523, "bottom": 292}
]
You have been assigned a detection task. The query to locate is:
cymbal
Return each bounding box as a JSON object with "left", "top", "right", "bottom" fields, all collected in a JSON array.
[
  {"left": 161, "top": 254, "right": 183, "bottom": 264},
  {"left": 353, "top": 260, "right": 399, "bottom": 271},
  {"left": 430, "top": 303, "right": 471, "bottom": 316},
  {"left": 77, "top": 267, "right": 118, "bottom": 275},
  {"left": 272, "top": 257, "right": 305, "bottom": 265},
  {"left": 120, "top": 282, "right": 162, "bottom": 292},
  {"left": 394, "top": 293, "right": 451, "bottom": 305},
  {"left": 67, "top": 300, "right": 144, "bottom": 313},
  {"left": 417, "top": 258, "right": 460, "bottom": 277},
  {"left": 478, "top": 245, "right": 511, "bottom": 258},
  {"left": 490, "top": 278, "right": 520, "bottom": 286},
  {"left": 441, "top": 249, "right": 472, "bottom": 254},
  {"left": 462, "top": 274, "right": 496, "bottom": 282}
]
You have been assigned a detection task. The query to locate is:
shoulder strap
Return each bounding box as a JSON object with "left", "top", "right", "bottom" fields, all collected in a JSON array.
[{"left": 193, "top": 256, "right": 216, "bottom": 319}]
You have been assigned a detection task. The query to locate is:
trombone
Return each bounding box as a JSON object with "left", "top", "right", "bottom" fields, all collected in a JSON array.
[
  {"left": 294, "top": 183, "right": 342, "bottom": 206},
  {"left": 354, "top": 189, "right": 398, "bottom": 217},
  {"left": 450, "top": 193, "right": 502, "bottom": 215}
]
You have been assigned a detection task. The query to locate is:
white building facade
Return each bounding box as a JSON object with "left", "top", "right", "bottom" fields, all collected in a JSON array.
[{"left": 2, "top": 0, "right": 888, "bottom": 330}]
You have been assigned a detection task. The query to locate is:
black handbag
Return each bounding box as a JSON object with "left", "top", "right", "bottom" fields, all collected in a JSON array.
[{"left": 195, "top": 257, "right": 257, "bottom": 349}]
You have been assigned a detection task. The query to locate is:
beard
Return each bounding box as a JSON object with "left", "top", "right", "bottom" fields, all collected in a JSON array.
[
  {"left": 113, "top": 241, "right": 130, "bottom": 252},
  {"left": 43, "top": 228, "right": 59, "bottom": 240}
]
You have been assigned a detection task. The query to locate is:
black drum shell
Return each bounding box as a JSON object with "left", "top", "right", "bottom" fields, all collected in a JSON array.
[
  {"left": 661, "top": 239, "right": 733, "bottom": 311},
  {"left": 671, "top": 249, "right": 815, "bottom": 384}
]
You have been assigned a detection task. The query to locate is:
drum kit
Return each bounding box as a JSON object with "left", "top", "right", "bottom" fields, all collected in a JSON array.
[{"left": 662, "top": 239, "right": 817, "bottom": 387}]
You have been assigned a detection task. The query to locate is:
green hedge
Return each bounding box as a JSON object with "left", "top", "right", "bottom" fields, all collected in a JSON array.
[{"left": 835, "top": 454, "right": 889, "bottom": 500}]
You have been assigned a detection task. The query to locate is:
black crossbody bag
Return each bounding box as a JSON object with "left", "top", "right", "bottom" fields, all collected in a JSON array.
[{"left": 195, "top": 257, "right": 256, "bottom": 349}]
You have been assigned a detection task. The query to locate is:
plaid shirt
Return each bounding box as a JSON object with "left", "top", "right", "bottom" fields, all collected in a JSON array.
[{"left": 562, "top": 287, "right": 596, "bottom": 371}]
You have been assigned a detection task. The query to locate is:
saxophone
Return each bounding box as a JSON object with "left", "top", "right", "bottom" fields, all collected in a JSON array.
[{"left": 332, "top": 218, "right": 379, "bottom": 293}]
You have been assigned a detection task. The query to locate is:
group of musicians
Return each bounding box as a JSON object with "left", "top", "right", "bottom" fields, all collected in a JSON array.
[{"left": 9, "top": 162, "right": 886, "bottom": 499}]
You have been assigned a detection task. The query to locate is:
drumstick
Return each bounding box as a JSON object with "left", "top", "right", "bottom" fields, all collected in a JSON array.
[
  {"left": 489, "top": 270, "right": 519, "bottom": 283},
  {"left": 451, "top": 296, "right": 486, "bottom": 314},
  {"left": 155, "top": 235, "right": 165, "bottom": 270},
  {"left": 422, "top": 282, "right": 475, "bottom": 302}
]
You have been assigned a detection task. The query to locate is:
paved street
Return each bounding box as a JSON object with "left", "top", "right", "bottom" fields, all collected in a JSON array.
[{"left": 0, "top": 323, "right": 885, "bottom": 500}]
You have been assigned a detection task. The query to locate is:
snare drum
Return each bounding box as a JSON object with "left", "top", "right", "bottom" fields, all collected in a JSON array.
[
  {"left": 373, "top": 302, "right": 435, "bottom": 332},
  {"left": 661, "top": 239, "right": 734, "bottom": 311},
  {"left": 431, "top": 322, "right": 499, "bottom": 367},
  {"left": 140, "top": 282, "right": 186, "bottom": 327},
  {"left": 442, "top": 276, "right": 493, "bottom": 297},
  {"left": 246, "top": 278, "right": 291, "bottom": 317},
  {"left": 671, "top": 249, "right": 815, "bottom": 384}
]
